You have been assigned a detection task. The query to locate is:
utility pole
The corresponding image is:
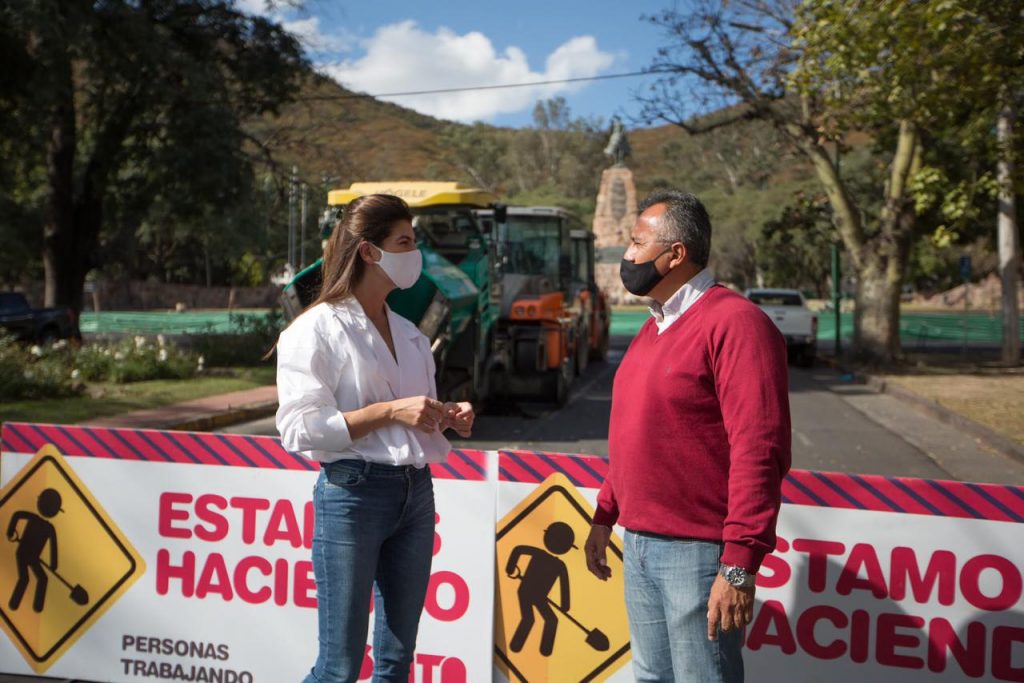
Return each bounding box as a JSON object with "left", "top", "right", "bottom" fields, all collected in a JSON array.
[
  {"left": 288, "top": 166, "right": 298, "bottom": 273},
  {"left": 997, "top": 96, "right": 1020, "bottom": 365},
  {"left": 300, "top": 182, "right": 308, "bottom": 269}
]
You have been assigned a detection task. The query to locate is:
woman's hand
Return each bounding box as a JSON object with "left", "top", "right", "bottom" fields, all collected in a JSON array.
[
  {"left": 389, "top": 396, "right": 445, "bottom": 433},
  {"left": 441, "top": 401, "right": 475, "bottom": 437}
]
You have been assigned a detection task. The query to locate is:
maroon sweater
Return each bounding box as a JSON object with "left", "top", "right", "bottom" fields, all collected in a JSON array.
[{"left": 593, "top": 285, "right": 791, "bottom": 571}]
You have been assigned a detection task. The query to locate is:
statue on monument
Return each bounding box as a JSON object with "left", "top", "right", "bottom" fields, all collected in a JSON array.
[{"left": 603, "top": 116, "right": 632, "bottom": 167}]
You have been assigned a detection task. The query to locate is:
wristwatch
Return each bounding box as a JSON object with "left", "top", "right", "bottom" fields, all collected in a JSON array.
[{"left": 719, "top": 564, "right": 756, "bottom": 588}]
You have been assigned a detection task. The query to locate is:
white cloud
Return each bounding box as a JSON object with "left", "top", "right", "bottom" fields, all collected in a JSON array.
[
  {"left": 235, "top": 0, "right": 273, "bottom": 16},
  {"left": 236, "top": 1, "right": 354, "bottom": 55},
  {"left": 320, "top": 21, "right": 615, "bottom": 122},
  {"left": 282, "top": 17, "right": 355, "bottom": 54}
]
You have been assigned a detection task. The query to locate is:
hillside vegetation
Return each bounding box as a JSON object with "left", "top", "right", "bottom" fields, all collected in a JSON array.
[{"left": 254, "top": 75, "right": 851, "bottom": 288}]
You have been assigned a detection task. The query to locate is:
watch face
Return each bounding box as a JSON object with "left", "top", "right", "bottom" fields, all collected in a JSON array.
[{"left": 726, "top": 566, "right": 746, "bottom": 585}]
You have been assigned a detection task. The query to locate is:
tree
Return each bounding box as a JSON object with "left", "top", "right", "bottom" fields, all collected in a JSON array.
[
  {"left": 639, "top": 0, "right": 1020, "bottom": 361},
  {"left": 792, "top": 0, "right": 1024, "bottom": 361},
  {"left": 1, "top": 1, "right": 306, "bottom": 311},
  {"left": 438, "top": 122, "right": 510, "bottom": 193},
  {"left": 757, "top": 193, "right": 833, "bottom": 297},
  {"left": 437, "top": 98, "right": 607, "bottom": 207},
  {"left": 997, "top": 96, "right": 1020, "bottom": 365},
  {"left": 981, "top": 5, "right": 1024, "bottom": 365}
]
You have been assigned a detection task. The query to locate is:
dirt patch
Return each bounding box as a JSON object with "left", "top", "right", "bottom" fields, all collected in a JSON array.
[{"left": 882, "top": 371, "right": 1024, "bottom": 445}]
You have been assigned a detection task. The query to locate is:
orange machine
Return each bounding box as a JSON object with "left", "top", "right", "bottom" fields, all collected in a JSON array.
[{"left": 476, "top": 207, "right": 610, "bottom": 406}]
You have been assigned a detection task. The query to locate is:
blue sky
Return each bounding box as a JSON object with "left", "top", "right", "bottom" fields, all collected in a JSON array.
[{"left": 241, "top": 0, "right": 675, "bottom": 127}]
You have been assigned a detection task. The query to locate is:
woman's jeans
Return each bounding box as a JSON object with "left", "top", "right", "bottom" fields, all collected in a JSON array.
[
  {"left": 623, "top": 530, "right": 744, "bottom": 683},
  {"left": 304, "top": 460, "right": 435, "bottom": 683}
]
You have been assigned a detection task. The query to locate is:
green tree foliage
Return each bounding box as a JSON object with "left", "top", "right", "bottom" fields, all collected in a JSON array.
[
  {"left": 0, "top": 1, "right": 306, "bottom": 309},
  {"left": 756, "top": 194, "right": 833, "bottom": 297},
  {"left": 791, "top": 0, "right": 1023, "bottom": 358},
  {"left": 438, "top": 122, "right": 511, "bottom": 193},
  {"left": 641, "top": 0, "right": 1023, "bottom": 361},
  {"left": 438, "top": 97, "right": 606, "bottom": 219}
]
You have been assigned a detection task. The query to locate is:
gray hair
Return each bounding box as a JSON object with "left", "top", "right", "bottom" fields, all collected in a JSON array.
[{"left": 639, "top": 190, "right": 712, "bottom": 268}]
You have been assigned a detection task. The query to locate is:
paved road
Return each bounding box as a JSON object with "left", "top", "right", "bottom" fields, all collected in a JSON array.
[{"left": 219, "top": 335, "right": 1024, "bottom": 486}]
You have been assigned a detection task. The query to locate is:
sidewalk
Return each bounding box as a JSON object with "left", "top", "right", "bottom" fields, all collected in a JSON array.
[
  {"left": 818, "top": 349, "right": 1024, "bottom": 467},
  {"left": 862, "top": 373, "right": 1024, "bottom": 465},
  {"left": 79, "top": 385, "right": 278, "bottom": 431}
]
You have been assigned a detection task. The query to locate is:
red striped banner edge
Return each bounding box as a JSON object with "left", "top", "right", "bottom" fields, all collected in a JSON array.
[
  {"left": 782, "top": 470, "right": 1024, "bottom": 523},
  {"left": 498, "top": 450, "right": 607, "bottom": 488},
  {"left": 495, "top": 450, "right": 1024, "bottom": 524},
  {"left": 4, "top": 424, "right": 1022, "bottom": 520},
  {"left": 431, "top": 449, "right": 488, "bottom": 481},
  {"left": 0, "top": 422, "right": 487, "bottom": 481},
  {"left": 1, "top": 422, "right": 314, "bottom": 471}
]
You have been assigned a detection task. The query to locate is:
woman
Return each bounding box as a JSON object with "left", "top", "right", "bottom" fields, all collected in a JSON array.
[{"left": 276, "top": 194, "right": 474, "bottom": 683}]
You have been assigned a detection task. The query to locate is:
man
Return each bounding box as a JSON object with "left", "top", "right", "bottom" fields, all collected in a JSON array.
[{"left": 585, "top": 190, "right": 791, "bottom": 682}]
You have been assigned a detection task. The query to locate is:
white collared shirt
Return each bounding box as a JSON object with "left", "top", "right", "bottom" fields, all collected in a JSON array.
[
  {"left": 649, "top": 268, "right": 716, "bottom": 335},
  {"left": 275, "top": 298, "right": 450, "bottom": 466}
]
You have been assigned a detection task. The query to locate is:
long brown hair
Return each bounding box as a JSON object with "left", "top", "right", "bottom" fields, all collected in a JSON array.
[
  {"left": 266, "top": 194, "right": 413, "bottom": 358},
  {"left": 310, "top": 193, "right": 414, "bottom": 308}
]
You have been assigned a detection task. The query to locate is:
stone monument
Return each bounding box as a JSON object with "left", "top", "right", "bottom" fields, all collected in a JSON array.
[{"left": 592, "top": 117, "right": 641, "bottom": 304}]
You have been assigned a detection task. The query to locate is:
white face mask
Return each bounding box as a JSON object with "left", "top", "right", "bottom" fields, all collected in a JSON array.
[{"left": 372, "top": 244, "right": 422, "bottom": 289}]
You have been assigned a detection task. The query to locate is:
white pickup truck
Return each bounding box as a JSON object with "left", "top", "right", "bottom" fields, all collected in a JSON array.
[{"left": 744, "top": 288, "right": 818, "bottom": 367}]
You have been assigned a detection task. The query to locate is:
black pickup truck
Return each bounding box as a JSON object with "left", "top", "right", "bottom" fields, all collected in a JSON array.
[{"left": 0, "top": 291, "right": 81, "bottom": 344}]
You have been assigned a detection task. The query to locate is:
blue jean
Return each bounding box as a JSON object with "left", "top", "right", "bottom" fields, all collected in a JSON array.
[
  {"left": 304, "top": 460, "right": 435, "bottom": 683},
  {"left": 623, "top": 530, "right": 743, "bottom": 683}
]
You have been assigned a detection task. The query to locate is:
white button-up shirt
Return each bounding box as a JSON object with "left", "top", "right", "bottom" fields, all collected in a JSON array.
[
  {"left": 275, "top": 298, "right": 450, "bottom": 466},
  {"left": 649, "top": 268, "right": 715, "bottom": 334}
]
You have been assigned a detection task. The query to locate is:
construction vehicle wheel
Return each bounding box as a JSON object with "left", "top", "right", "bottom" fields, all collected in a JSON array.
[
  {"left": 575, "top": 324, "right": 589, "bottom": 376},
  {"left": 590, "top": 328, "right": 609, "bottom": 362},
  {"left": 546, "top": 357, "right": 573, "bottom": 407},
  {"left": 515, "top": 339, "right": 539, "bottom": 374}
]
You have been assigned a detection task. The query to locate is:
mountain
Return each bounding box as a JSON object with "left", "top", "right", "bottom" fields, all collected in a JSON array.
[
  {"left": 248, "top": 74, "right": 854, "bottom": 285},
  {"left": 254, "top": 74, "right": 820, "bottom": 197},
  {"left": 246, "top": 74, "right": 459, "bottom": 187}
]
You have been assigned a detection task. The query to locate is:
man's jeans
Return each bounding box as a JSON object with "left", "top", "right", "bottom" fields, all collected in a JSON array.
[
  {"left": 623, "top": 530, "right": 744, "bottom": 683},
  {"left": 304, "top": 460, "right": 435, "bottom": 683}
]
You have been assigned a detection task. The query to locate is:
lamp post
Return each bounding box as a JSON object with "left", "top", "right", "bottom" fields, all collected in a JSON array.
[
  {"left": 832, "top": 242, "right": 841, "bottom": 357},
  {"left": 832, "top": 140, "right": 842, "bottom": 358}
]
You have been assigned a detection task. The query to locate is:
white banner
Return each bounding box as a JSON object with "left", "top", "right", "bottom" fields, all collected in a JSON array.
[
  {"left": 2, "top": 425, "right": 1023, "bottom": 682},
  {"left": 0, "top": 436, "right": 493, "bottom": 683},
  {"left": 489, "top": 450, "right": 1024, "bottom": 683},
  {"left": 751, "top": 505, "right": 1024, "bottom": 682}
]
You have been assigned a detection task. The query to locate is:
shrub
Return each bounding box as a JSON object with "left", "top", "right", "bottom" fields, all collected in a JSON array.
[
  {"left": 190, "top": 309, "right": 283, "bottom": 367},
  {"left": 0, "top": 332, "right": 81, "bottom": 400},
  {"left": 75, "top": 336, "right": 197, "bottom": 383}
]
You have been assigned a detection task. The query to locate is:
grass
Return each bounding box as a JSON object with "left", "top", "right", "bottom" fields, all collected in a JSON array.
[
  {"left": 881, "top": 365, "right": 1024, "bottom": 445},
  {"left": 0, "top": 366, "right": 276, "bottom": 425}
]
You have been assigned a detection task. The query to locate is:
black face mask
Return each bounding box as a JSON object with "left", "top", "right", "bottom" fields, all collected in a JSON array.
[{"left": 620, "top": 248, "right": 672, "bottom": 296}]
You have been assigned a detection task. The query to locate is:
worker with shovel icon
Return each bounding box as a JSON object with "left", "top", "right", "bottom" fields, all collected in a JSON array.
[
  {"left": 6, "top": 487, "right": 89, "bottom": 611},
  {"left": 506, "top": 521, "right": 610, "bottom": 657}
]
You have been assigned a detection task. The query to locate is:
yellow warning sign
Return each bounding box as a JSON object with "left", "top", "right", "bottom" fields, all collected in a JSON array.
[
  {"left": 495, "top": 473, "right": 630, "bottom": 682},
  {"left": 0, "top": 444, "right": 145, "bottom": 673}
]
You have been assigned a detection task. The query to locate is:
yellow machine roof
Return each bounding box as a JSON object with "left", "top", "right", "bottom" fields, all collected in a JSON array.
[{"left": 327, "top": 182, "right": 496, "bottom": 208}]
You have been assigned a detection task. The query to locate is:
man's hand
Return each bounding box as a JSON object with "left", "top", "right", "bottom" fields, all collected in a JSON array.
[
  {"left": 584, "top": 524, "right": 613, "bottom": 580},
  {"left": 441, "top": 401, "right": 474, "bottom": 437},
  {"left": 707, "top": 574, "right": 755, "bottom": 640}
]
